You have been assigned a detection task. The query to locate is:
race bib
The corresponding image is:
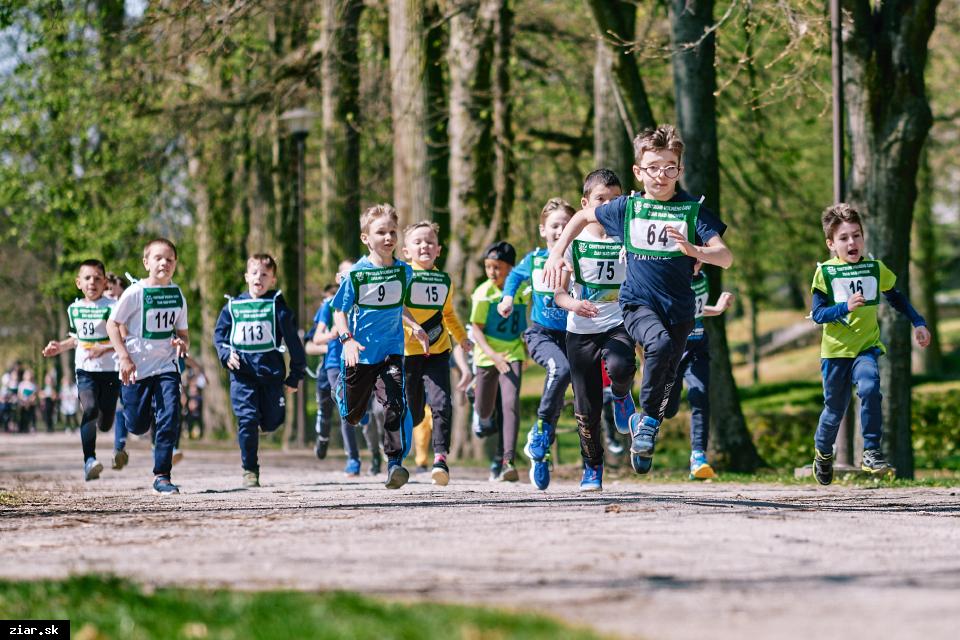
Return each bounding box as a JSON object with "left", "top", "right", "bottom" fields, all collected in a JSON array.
[
  {"left": 624, "top": 196, "right": 699, "bottom": 257},
  {"left": 69, "top": 303, "right": 111, "bottom": 343},
  {"left": 405, "top": 270, "right": 451, "bottom": 311},
  {"left": 229, "top": 297, "right": 278, "bottom": 353},
  {"left": 351, "top": 267, "right": 405, "bottom": 309},
  {"left": 531, "top": 256, "right": 554, "bottom": 295},
  {"left": 822, "top": 261, "right": 880, "bottom": 307},
  {"left": 692, "top": 275, "right": 710, "bottom": 320},
  {"left": 572, "top": 240, "right": 625, "bottom": 290},
  {"left": 484, "top": 302, "right": 527, "bottom": 342},
  {"left": 142, "top": 287, "right": 184, "bottom": 340}
]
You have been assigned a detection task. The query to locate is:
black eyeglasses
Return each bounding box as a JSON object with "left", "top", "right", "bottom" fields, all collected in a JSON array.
[{"left": 638, "top": 165, "right": 680, "bottom": 179}]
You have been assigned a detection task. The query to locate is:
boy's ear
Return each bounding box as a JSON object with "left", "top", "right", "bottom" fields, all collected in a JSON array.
[
  {"left": 538, "top": 223, "right": 546, "bottom": 237},
  {"left": 401, "top": 246, "right": 411, "bottom": 260},
  {"left": 580, "top": 197, "right": 588, "bottom": 209}
]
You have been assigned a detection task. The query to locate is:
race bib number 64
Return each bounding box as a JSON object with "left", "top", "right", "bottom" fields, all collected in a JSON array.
[{"left": 624, "top": 197, "right": 699, "bottom": 258}]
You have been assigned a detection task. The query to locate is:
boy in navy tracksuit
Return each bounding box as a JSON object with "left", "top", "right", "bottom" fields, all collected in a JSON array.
[{"left": 215, "top": 254, "right": 306, "bottom": 488}]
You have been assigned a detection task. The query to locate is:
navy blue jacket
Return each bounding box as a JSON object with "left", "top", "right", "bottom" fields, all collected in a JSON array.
[{"left": 214, "top": 291, "right": 307, "bottom": 387}]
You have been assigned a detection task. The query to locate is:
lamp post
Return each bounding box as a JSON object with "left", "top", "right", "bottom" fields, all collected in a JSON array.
[{"left": 280, "top": 107, "right": 316, "bottom": 447}]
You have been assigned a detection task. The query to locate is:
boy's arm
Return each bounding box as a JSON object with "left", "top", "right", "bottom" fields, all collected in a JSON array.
[
  {"left": 107, "top": 319, "right": 136, "bottom": 384},
  {"left": 666, "top": 231, "right": 734, "bottom": 269},
  {"left": 451, "top": 343, "right": 473, "bottom": 392},
  {"left": 553, "top": 268, "right": 598, "bottom": 318},
  {"left": 470, "top": 322, "right": 510, "bottom": 374},
  {"left": 502, "top": 254, "right": 532, "bottom": 298},
  {"left": 402, "top": 308, "right": 430, "bottom": 352},
  {"left": 882, "top": 287, "right": 931, "bottom": 348},
  {"left": 42, "top": 336, "right": 78, "bottom": 357},
  {"left": 172, "top": 329, "right": 189, "bottom": 359},
  {"left": 333, "top": 309, "right": 364, "bottom": 367},
  {"left": 543, "top": 208, "right": 597, "bottom": 289},
  {"left": 441, "top": 285, "right": 471, "bottom": 351},
  {"left": 810, "top": 289, "right": 851, "bottom": 325},
  {"left": 703, "top": 291, "right": 734, "bottom": 316},
  {"left": 279, "top": 303, "right": 307, "bottom": 388},
  {"left": 213, "top": 305, "right": 234, "bottom": 367}
]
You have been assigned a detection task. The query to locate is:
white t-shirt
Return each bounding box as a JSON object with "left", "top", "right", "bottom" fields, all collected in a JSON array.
[
  {"left": 67, "top": 297, "right": 118, "bottom": 372},
  {"left": 60, "top": 383, "right": 78, "bottom": 414},
  {"left": 112, "top": 281, "right": 188, "bottom": 380},
  {"left": 564, "top": 229, "right": 626, "bottom": 335}
]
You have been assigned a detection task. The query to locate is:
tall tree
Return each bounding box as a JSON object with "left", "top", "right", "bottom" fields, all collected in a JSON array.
[
  {"left": 910, "top": 148, "right": 942, "bottom": 375},
  {"left": 842, "top": 0, "right": 941, "bottom": 478},
  {"left": 669, "top": 0, "right": 764, "bottom": 472},
  {"left": 592, "top": 38, "right": 634, "bottom": 189}
]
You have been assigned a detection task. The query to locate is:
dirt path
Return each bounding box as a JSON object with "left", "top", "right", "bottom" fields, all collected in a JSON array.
[{"left": 2, "top": 433, "right": 959, "bottom": 639}]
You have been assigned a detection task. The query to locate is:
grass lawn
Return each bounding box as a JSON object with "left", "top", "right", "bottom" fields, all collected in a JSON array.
[{"left": 0, "top": 576, "right": 608, "bottom": 640}]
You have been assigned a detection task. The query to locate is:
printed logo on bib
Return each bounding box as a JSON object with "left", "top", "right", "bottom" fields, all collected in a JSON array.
[
  {"left": 351, "top": 267, "right": 405, "bottom": 309},
  {"left": 624, "top": 197, "right": 699, "bottom": 258},
  {"left": 692, "top": 275, "right": 710, "bottom": 320},
  {"left": 822, "top": 261, "right": 880, "bottom": 307},
  {"left": 142, "top": 287, "right": 184, "bottom": 340},
  {"left": 484, "top": 302, "right": 527, "bottom": 342},
  {"left": 405, "top": 270, "right": 451, "bottom": 310},
  {"left": 229, "top": 298, "right": 278, "bottom": 353},
  {"left": 530, "top": 256, "right": 554, "bottom": 295},
  {"left": 572, "top": 240, "right": 625, "bottom": 292},
  {"left": 69, "top": 304, "right": 111, "bottom": 343}
]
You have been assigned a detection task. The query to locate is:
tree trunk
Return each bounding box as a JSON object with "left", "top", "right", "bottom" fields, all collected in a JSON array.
[
  {"left": 842, "top": 0, "right": 939, "bottom": 478},
  {"left": 587, "top": 0, "right": 655, "bottom": 138},
  {"left": 669, "top": 0, "right": 764, "bottom": 472},
  {"left": 910, "top": 146, "right": 942, "bottom": 375},
  {"left": 425, "top": 2, "right": 450, "bottom": 244},
  {"left": 491, "top": 1, "right": 514, "bottom": 240},
  {"left": 321, "top": 0, "right": 363, "bottom": 273},
  {"left": 445, "top": 0, "right": 498, "bottom": 459},
  {"left": 390, "top": 0, "right": 430, "bottom": 230},
  {"left": 593, "top": 38, "right": 634, "bottom": 188}
]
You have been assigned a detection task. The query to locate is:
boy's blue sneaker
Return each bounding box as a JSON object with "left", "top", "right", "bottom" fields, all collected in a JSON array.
[
  {"left": 84, "top": 457, "right": 103, "bottom": 481},
  {"left": 529, "top": 454, "right": 551, "bottom": 490},
  {"left": 689, "top": 450, "right": 716, "bottom": 480},
  {"left": 629, "top": 414, "right": 660, "bottom": 475},
  {"left": 523, "top": 419, "right": 553, "bottom": 462},
  {"left": 580, "top": 462, "right": 603, "bottom": 492},
  {"left": 611, "top": 393, "right": 635, "bottom": 434},
  {"left": 152, "top": 476, "right": 180, "bottom": 495},
  {"left": 385, "top": 459, "right": 409, "bottom": 489},
  {"left": 344, "top": 458, "right": 361, "bottom": 476}
]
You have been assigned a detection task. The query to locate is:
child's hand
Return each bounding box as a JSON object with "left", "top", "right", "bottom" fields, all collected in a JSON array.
[
  {"left": 542, "top": 254, "right": 572, "bottom": 290},
  {"left": 716, "top": 291, "right": 734, "bottom": 312},
  {"left": 42, "top": 341, "right": 60, "bottom": 357},
  {"left": 665, "top": 226, "right": 698, "bottom": 258},
  {"left": 286, "top": 383, "right": 299, "bottom": 393},
  {"left": 459, "top": 338, "right": 474, "bottom": 352},
  {"left": 119, "top": 355, "right": 137, "bottom": 385},
  {"left": 455, "top": 366, "right": 474, "bottom": 393},
  {"left": 915, "top": 326, "right": 932, "bottom": 349},
  {"left": 573, "top": 300, "right": 599, "bottom": 318},
  {"left": 86, "top": 343, "right": 111, "bottom": 358},
  {"left": 171, "top": 336, "right": 188, "bottom": 358},
  {"left": 410, "top": 323, "right": 430, "bottom": 353},
  {"left": 497, "top": 297, "right": 514, "bottom": 319},
  {"left": 846, "top": 292, "right": 866, "bottom": 311},
  {"left": 491, "top": 352, "right": 511, "bottom": 375},
  {"left": 343, "top": 339, "right": 364, "bottom": 367},
  {"left": 227, "top": 351, "right": 240, "bottom": 370}
]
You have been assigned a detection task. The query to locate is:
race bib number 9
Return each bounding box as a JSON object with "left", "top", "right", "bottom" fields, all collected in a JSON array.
[
  {"left": 624, "top": 197, "right": 699, "bottom": 258},
  {"left": 69, "top": 305, "right": 111, "bottom": 342},
  {"left": 142, "top": 287, "right": 184, "bottom": 340},
  {"left": 405, "top": 270, "right": 451, "bottom": 310},
  {"left": 229, "top": 298, "right": 278, "bottom": 352},
  {"left": 352, "top": 267, "right": 405, "bottom": 308},
  {"left": 822, "top": 261, "right": 880, "bottom": 306},
  {"left": 531, "top": 256, "right": 554, "bottom": 295},
  {"left": 572, "top": 240, "right": 625, "bottom": 290}
]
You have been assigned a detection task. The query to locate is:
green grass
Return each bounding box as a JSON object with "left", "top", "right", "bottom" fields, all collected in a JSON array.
[{"left": 0, "top": 576, "right": 609, "bottom": 640}]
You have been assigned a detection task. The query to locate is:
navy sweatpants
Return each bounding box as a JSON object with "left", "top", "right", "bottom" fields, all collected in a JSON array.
[
  {"left": 230, "top": 374, "right": 286, "bottom": 473},
  {"left": 121, "top": 371, "right": 181, "bottom": 477}
]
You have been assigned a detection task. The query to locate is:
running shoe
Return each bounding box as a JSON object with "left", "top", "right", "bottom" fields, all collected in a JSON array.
[
  {"left": 431, "top": 459, "right": 450, "bottom": 486},
  {"left": 523, "top": 419, "right": 553, "bottom": 462},
  {"left": 498, "top": 462, "right": 519, "bottom": 482},
  {"left": 368, "top": 455, "right": 382, "bottom": 476},
  {"left": 385, "top": 459, "right": 409, "bottom": 489},
  {"left": 529, "top": 454, "right": 550, "bottom": 490},
  {"left": 689, "top": 450, "right": 716, "bottom": 480},
  {"left": 611, "top": 392, "right": 635, "bottom": 434},
  {"left": 314, "top": 436, "right": 329, "bottom": 460},
  {"left": 580, "top": 461, "right": 603, "bottom": 492},
  {"left": 112, "top": 448, "right": 128, "bottom": 471},
  {"left": 629, "top": 414, "right": 660, "bottom": 474},
  {"left": 242, "top": 470, "right": 260, "bottom": 488},
  {"left": 152, "top": 476, "right": 180, "bottom": 495},
  {"left": 489, "top": 459, "right": 503, "bottom": 482},
  {"left": 861, "top": 449, "right": 893, "bottom": 476},
  {"left": 84, "top": 457, "right": 103, "bottom": 481},
  {"left": 813, "top": 449, "right": 834, "bottom": 485},
  {"left": 344, "top": 458, "right": 361, "bottom": 476},
  {"left": 172, "top": 449, "right": 184, "bottom": 465}
]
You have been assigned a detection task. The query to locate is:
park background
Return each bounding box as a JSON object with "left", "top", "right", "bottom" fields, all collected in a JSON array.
[{"left": 2, "top": 0, "right": 959, "bottom": 478}]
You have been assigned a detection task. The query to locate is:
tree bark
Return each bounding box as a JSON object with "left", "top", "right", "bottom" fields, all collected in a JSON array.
[
  {"left": 910, "top": 146, "right": 942, "bottom": 375},
  {"left": 425, "top": 2, "right": 450, "bottom": 243},
  {"left": 390, "top": 0, "right": 430, "bottom": 230},
  {"left": 842, "top": 0, "right": 940, "bottom": 478},
  {"left": 321, "top": 0, "right": 363, "bottom": 273},
  {"left": 592, "top": 38, "right": 634, "bottom": 189},
  {"left": 491, "top": 1, "right": 514, "bottom": 240},
  {"left": 669, "top": 0, "right": 764, "bottom": 472}
]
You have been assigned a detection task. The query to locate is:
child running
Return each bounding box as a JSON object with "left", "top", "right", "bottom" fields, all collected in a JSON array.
[
  {"left": 42, "top": 259, "right": 120, "bottom": 480},
  {"left": 497, "top": 198, "right": 573, "bottom": 488},
  {"left": 214, "top": 254, "right": 306, "bottom": 488},
  {"left": 401, "top": 221, "right": 472, "bottom": 486},
  {"left": 554, "top": 169, "right": 636, "bottom": 491},
  {"left": 104, "top": 272, "right": 130, "bottom": 469},
  {"left": 543, "top": 125, "right": 732, "bottom": 474},
  {"left": 106, "top": 238, "right": 189, "bottom": 495},
  {"left": 809, "top": 203, "right": 930, "bottom": 484},
  {"left": 333, "top": 204, "right": 429, "bottom": 489},
  {"left": 471, "top": 241, "right": 529, "bottom": 482},
  {"left": 662, "top": 265, "right": 733, "bottom": 480}
]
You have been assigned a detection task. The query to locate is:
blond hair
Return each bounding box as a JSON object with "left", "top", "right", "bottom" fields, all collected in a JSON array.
[
  {"left": 539, "top": 197, "right": 576, "bottom": 224},
  {"left": 633, "top": 125, "right": 684, "bottom": 166},
  {"left": 403, "top": 220, "right": 441, "bottom": 239},
  {"left": 360, "top": 203, "right": 399, "bottom": 234}
]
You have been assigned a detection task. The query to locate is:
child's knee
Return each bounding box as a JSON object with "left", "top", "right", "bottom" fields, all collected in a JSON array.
[{"left": 856, "top": 376, "right": 880, "bottom": 400}]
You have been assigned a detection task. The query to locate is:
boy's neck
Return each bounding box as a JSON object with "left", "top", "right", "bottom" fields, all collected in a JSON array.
[
  {"left": 83, "top": 293, "right": 104, "bottom": 303},
  {"left": 493, "top": 278, "right": 506, "bottom": 290},
  {"left": 584, "top": 221, "right": 607, "bottom": 238},
  {"left": 642, "top": 189, "right": 678, "bottom": 202},
  {"left": 411, "top": 259, "right": 435, "bottom": 270},
  {"left": 144, "top": 276, "right": 172, "bottom": 286},
  {"left": 368, "top": 252, "right": 394, "bottom": 267}
]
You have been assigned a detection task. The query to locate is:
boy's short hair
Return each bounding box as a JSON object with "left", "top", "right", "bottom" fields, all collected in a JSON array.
[
  {"left": 143, "top": 237, "right": 178, "bottom": 260},
  {"left": 360, "top": 203, "right": 399, "bottom": 234},
  {"left": 582, "top": 168, "right": 623, "bottom": 198},
  {"left": 78, "top": 259, "right": 106, "bottom": 277},
  {"left": 403, "top": 220, "right": 441, "bottom": 240},
  {"left": 484, "top": 241, "right": 516, "bottom": 266},
  {"left": 821, "top": 203, "right": 863, "bottom": 240},
  {"left": 633, "top": 125, "right": 684, "bottom": 166},
  {"left": 323, "top": 283, "right": 338, "bottom": 295},
  {"left": 539, "top": 197, "right": 576, "bottom": 224},
  {"left": 105, "top": 271, "right": 127, "bottom": 290},
  {"left": 247, "top": 253, "right": 278, "bottom": 274}
]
